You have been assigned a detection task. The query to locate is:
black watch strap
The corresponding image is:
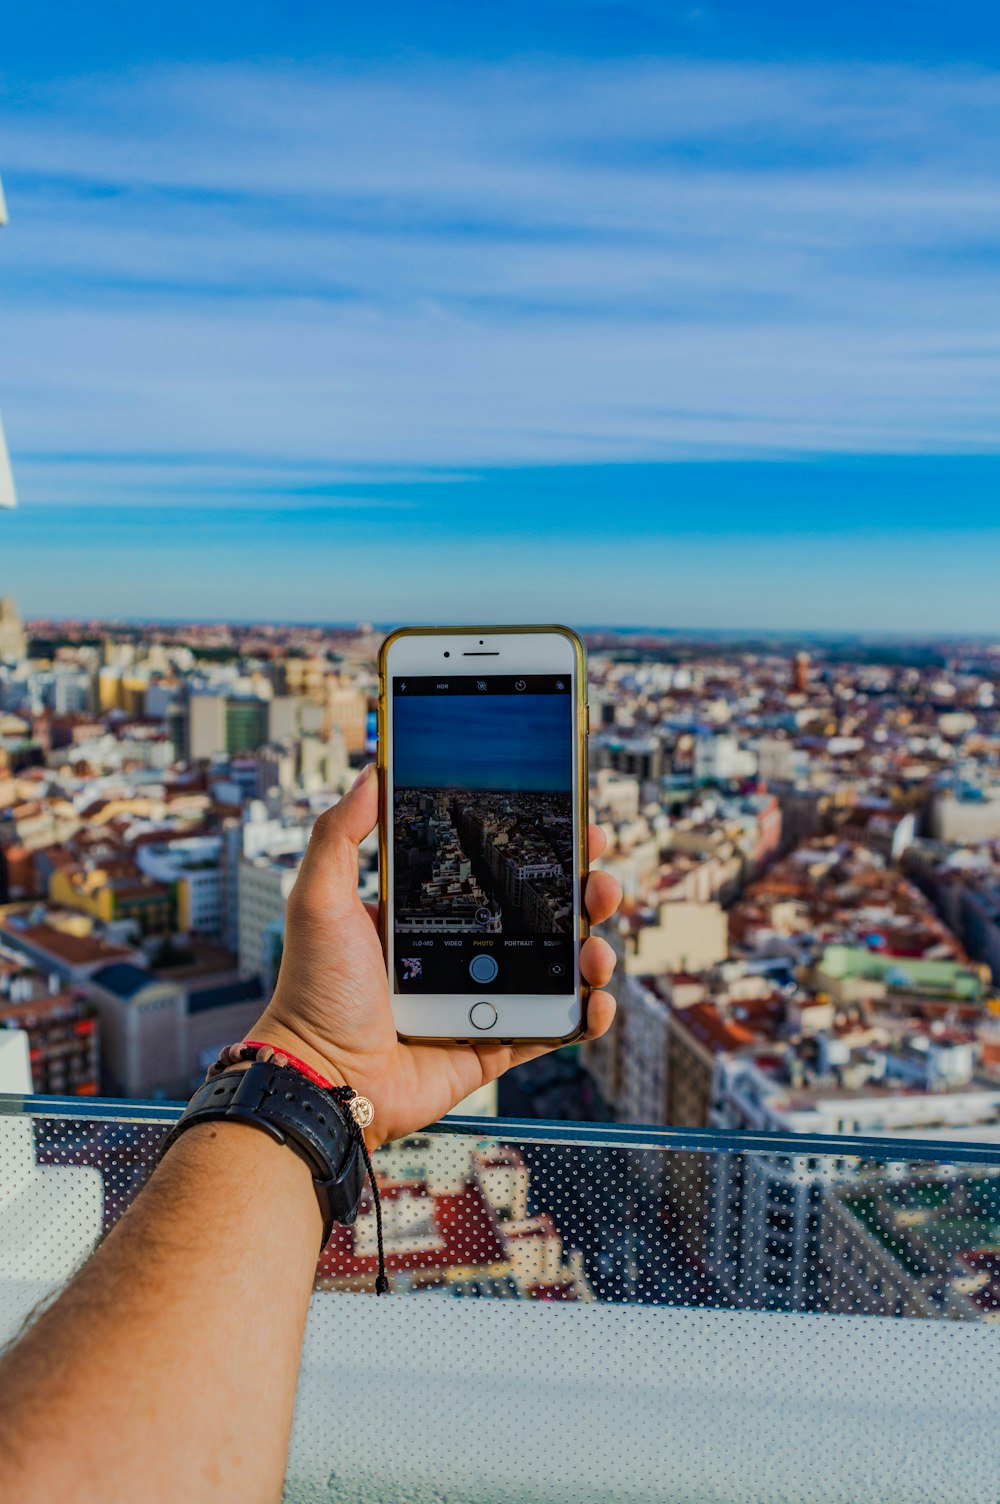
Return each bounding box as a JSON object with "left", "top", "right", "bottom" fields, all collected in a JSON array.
[{"left": 161, "top": 1060, "right": 366, "bottom": 1248}]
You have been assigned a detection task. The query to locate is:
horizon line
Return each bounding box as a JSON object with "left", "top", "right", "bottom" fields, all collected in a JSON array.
[{"left": 17, "top": 615, "right": 1000, "bottom": 644}]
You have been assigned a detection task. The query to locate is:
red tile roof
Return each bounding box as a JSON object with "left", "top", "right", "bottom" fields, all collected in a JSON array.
[
  {"left": 318, "top": 1182, "right": 506, "bottom": 1284},
  {"left": 678, "top": 1003, "right": 759, "bottom": 1054},
  {"left": 0, "top": 920, "right": 132, "bottom": 967}
]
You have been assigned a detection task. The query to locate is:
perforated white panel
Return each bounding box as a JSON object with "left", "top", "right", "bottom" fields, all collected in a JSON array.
[{"left": 2, "top": 1107, "right": 998, "bottom": 1502}]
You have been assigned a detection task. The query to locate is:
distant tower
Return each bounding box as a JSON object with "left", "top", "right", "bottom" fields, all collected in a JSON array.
[
  {"left": 793, "top": 651, "right": 810, "bottom": 694},
  {"left": 0, "top": 597, "right": 27, "bottom": 664},
  {"left": 0, "top": 414, "right": 16, "bottom": 511}
]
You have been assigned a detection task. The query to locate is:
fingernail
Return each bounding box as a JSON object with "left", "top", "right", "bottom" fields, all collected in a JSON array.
[{"left": 351, "top": 763, "right": 374, "bottom": 790}]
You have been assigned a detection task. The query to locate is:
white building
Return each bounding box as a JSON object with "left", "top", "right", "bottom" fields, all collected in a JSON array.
[
  {"left": 933, "top": 787, "right": 1000, "bottom": 843},
  {"left": 754, "top": 737, "right": 808, "bottom": 785},
  {"left": 620, "top": 900, "right": 728, "bottom": 976},
  {"left": 590, "top": 768, "right": 641, "bottom": 824},
  {"left": 0, "top": 1030, "right": 31, "bottom": 1093},
  {"left": 709, "top": 1056, "right": 1000, "bottom": 1311},
  {"left": 84, "top": 960, "right": 263, "bottom": 1098},
  {"left": 52, "top": 667, "right": 94, "bottom": 715},
  {"left": 238, "top": 852, "right": 303, "bottom": 984},
  {"left": 267, "top": 695, "right": 299, "bottom": 742},
  {"left": 188, "top": 693, "right": 227, "bottom": 760},
  {"left": 136, "top": 835, "right": 224, "bottom": 937},
  {"left": 219, "top": 806, "right": 311, "bottom": 954},
  {"left": 616, "top": 975, "right": 671, "bottom": 1126},
  {"left": 713, "top": 1052, "right": 1000, "bottom": 1142},
  {"left": 694, "top": 734, "right": 757, "bottom": 785},
  {"left": 709, "top": 1147, "right": 854, "bottom": 1312}
]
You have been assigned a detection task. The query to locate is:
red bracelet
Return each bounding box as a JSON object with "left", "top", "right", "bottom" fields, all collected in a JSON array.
[
  {"left": 245, "top": 1040, "right": 335, "bottom": 1089},
  {"left": 206, "top": 1039, "right": 376, "bottom": 1133},
  {"left": 206, "top": 1038, "right": 333, "bottom": 1090}
]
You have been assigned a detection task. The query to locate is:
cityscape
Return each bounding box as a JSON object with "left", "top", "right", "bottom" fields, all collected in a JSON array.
[
  {"left": 394, "top": 787, "right": 574, "bottom": 935},
  {"left": 3, "top": 1, "right": 1000, "bottom": 1493},
  {"left": 1, "top": 601, "right": 999, "bottom": 1317}
]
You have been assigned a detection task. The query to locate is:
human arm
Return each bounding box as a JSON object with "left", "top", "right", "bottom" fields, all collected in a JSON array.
[
  {"left": 0, "top": 1119, "right": 322, "bottom": 1504},
  {"left": 0, "top": 765, "right": 621, "bottom": 1504}
]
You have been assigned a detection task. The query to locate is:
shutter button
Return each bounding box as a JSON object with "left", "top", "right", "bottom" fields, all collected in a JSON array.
[{"left": 469, "top": 954, "right": 499, "bottom": 984}]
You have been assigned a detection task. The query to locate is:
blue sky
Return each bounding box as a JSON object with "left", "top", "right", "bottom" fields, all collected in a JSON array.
[
  {"left": 2, "top": 2, "right": 999, "bottom": 629},
  {"left": 394, "top": 693, "right": 571, "bottom": 790}
]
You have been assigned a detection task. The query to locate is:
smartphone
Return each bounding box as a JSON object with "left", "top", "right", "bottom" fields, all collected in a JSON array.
[{"left": 377, "top": 625, "right": 589, "bottom": 1043}]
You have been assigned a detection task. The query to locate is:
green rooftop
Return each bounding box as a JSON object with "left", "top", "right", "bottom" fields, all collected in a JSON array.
[{"left": 817, "top": 944, "right": 983, "bottom": 1001}]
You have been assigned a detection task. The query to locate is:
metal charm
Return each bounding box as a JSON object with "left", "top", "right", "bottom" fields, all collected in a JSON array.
[{"left": 349, "top": 1095, "right": 375, "bottom": 1130}]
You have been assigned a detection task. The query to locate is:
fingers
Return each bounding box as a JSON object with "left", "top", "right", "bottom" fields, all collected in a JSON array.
[
  {"left": 587, "top": 823, "right": 608, "bottom": 861},
  {"left": 584, "top": 869, "right": 621, "bottom": 926},
  {"left": 580, "top": 987, "right": 616, "bottom": 1040},
  {"left": 580, "top": 934, "right": 616, "bottom": 989}
]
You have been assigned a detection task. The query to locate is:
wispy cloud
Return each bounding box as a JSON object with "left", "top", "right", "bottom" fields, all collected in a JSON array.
[
  {"left": 3, "top": 57, "right": 1000, "bottom": 502},
  {"left": 9, "top": 450, "right": 442, "bottom": 507}
]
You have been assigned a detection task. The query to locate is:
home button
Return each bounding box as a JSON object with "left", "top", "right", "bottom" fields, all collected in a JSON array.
[{"left": 469, "top": 1001, "right": 498, "bottom": 1031}]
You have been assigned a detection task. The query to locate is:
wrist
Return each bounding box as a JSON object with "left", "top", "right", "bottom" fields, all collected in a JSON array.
[
  {"left": 162, "top": 1061, "right": 374, "bottom": 1264},
  {"left": 246, "top": 1011, "right": 349, "bottom": 1093}
]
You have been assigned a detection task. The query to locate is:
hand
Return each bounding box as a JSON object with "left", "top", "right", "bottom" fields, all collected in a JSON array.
[{"left": 251, "top": 764, "right": 622, "bottom": 1147}]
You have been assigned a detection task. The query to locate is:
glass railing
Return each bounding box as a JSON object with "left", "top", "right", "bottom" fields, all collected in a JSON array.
[{"left": 2, "top": 1094, "right": 999, "bottom": 1502}]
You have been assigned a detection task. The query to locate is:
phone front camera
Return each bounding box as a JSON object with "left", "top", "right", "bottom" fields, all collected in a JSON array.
[{"left": 444, "top": 651, "right": 450, "bottom": 657}]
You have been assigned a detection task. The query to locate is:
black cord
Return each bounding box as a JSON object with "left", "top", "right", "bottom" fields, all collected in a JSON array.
[{"left": 331, "top": 1086, "right": 389, "bottom": 1295}]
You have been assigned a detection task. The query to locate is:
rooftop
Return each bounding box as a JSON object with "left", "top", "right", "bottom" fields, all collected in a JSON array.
[
  {"left": 89, "top": 961, "right": 158, "bottom": 1000},
  {"left": 0, "top": 917, "right": 133, "bottom": 968}
]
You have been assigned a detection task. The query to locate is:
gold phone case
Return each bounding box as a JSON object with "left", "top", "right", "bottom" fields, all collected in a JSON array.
[{"left": 376, "top": 624, "right": 590, "bottom": 1045}]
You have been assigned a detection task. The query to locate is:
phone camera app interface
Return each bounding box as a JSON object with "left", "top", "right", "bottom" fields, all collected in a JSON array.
[{"left": 392, "top": 675, "right": 574, "bottom": 995}]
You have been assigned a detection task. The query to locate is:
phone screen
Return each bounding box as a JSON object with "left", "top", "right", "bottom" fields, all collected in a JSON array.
[{"left": 391, "top": 673, "right": 576, "bottom": 995}]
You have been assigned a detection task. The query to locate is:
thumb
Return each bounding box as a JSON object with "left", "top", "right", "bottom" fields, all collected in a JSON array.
[{"left": 327, "top": 762, "right": 378, "bottom": 845}]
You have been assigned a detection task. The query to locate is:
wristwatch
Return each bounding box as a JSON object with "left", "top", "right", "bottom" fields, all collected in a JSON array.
[{"left": 161, "top": 1059, "right": 367, "bottom": 1248}]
